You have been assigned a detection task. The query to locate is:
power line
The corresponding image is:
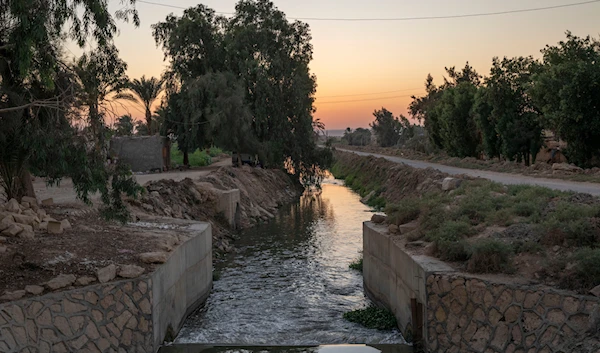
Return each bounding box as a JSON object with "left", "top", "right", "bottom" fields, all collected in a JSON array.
[
  {"left": 318, "top": 93, "right": 416, "bottom": 105},
  {"left": 317, "top": 87, "right": 422, "bottom": 99},
  {"left": 136, "top": 0, "right": 600, "bottom": 21}
]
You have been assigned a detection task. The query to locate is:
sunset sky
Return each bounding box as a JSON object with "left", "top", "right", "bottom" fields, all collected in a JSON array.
[{"left": 73, "top": 0, "right": 600, "bottom": 130}]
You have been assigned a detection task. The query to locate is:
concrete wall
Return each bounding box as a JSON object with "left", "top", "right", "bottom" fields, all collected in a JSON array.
[
  {"left": 111, "top": 136, "right": 166, "bottom": 172},
  {"left": 151, "top": 222, "right": 212, "bottom": 349},
  {"left": 215, "top": 189, "right": 241, "bottom": 229},
  {"left": 0, "top": 221, "right": 212, "bottom": 353},
  {"left": 363, "top": 222, "right": 600, "bottom": 352},
  {"left": 363, "top": 222, "right": 453, "bottom": 342}
]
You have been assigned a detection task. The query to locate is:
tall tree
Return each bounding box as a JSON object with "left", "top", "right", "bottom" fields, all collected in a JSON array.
[
  {"left": 115, "top": 115, "right": 134, "bottom": 136},
  {"left": 370, "top": 108, "right": 401, "bottom": 147},
  {"left": 475, "top": 56, "right": 543, "bottom": 165},
  {"left": 437, "top": 82, "right": 480, "bottom": 158},
  {"left": 123, "top": 76, "right": 164, "bottom": 135},
  {"left": 531, "top": 32, "right": 600, "bottom": 167}
]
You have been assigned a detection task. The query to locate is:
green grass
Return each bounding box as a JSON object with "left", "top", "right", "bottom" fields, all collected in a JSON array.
[
  {"left": 349, "top": 257, "right": 363, "bottom": 272},
  {"left": 343, "top": 306, "right": 397, "bottom": 330},
  {"left": 170, "top": 143, "right": 214, "bottom": 167}
]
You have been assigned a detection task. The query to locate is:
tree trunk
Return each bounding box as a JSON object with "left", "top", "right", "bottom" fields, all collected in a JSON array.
[
  {"left": 146, "top": 107, "right": 153, "bottom": 135},
  {"left": 17, "top": 169, "right": 35, "bottom": 200},
  {"left": 183, "top": 150, "right": 189, "bottom": 167}
]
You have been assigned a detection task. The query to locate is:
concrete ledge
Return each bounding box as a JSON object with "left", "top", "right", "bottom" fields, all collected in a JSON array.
[{"left": 0, "top": 220, "right": 212, "bottom": 353}]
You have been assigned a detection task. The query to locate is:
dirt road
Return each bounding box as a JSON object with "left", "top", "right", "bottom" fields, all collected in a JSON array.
[
  {"left": 337, "top": 148, "right": 600, "bottom": 196},
  {"left": 34, "top": 158, "right": 232, "bottom": 205}
]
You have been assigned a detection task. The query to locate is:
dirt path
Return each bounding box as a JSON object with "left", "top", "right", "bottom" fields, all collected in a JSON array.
[
  {"left": 338, "top": 148, "right": 600, "bottom": 195},
  {"left": 34, "top": 158, "right": 232, "bottom": 205}
]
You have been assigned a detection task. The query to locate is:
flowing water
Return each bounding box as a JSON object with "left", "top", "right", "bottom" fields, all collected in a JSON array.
[{"left": 166, "top": 178, "right": 408, "bottom": 351}]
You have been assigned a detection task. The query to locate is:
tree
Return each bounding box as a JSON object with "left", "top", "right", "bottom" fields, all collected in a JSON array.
[
  {"left": 123, "top": 76, "right": 164, "bottom": 135},
  {"left": 0, "top": 0, "right": 138, "bottom": 202},
  {"left": 153, "top": 0, "right": 331, "bottom": 181},
  {"left": 342, "top": 128, "right": 371, "bottom": 146},
  {"left": 475, "top": 57, "right": 543, "bottom": 165},
  {"left": 115, "top": 115, "right": 134, "bottom": 136},
  {"left": 437, "top": 82, "right": 480, "bottom": 157},
  {"left": 531, "top": 32, "right": 600, "bottom": 167},
  {"left": 370, "top": 108, "right": 401, "bottom": 147}
]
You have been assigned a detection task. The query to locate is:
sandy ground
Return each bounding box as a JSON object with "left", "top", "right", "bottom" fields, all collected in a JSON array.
[
  {"left": 338, "top": 148, "right": 600, "bottom": 196},
  {"left": 33, "top": 158, "right": 232, "bottom": 205}
]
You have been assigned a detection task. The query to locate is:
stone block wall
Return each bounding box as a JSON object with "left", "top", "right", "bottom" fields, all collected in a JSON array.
[
  {"left": 110, "top": 135, "right": 166, "bottom": 172},
  {"left": 426, "top": 274, "right": 600, "bottom": 353},
  {"left": 0, "top": 278, "right": 153, "bottom": 352}
]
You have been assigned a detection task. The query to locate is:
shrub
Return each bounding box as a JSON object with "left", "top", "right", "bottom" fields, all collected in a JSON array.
[
  {"left": 343, "top": 306, "right": 397, "bottom": 330},
  {"left": 349, "top": 257, "right": 363, "bottom": 272},
  {"left": 467, "top": 239, "right": 513, "bottom": 273},
  {"left": 386, "top": 201, "right": 420, "bottom": 225},
  {"left": 436, "top": 240, "right": 472, "bottom": 262},
  {"left": 574, "top": 248, "right": 600, "bottom": 290},
  {"left": 427, "top": 220, "right": 476, "bottom": 242},
  {"left": 513, "top": 240, "right": 543, "bottom": 254}
]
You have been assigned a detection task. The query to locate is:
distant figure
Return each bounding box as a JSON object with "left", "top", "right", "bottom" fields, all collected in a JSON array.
[{"left": 548, "top": 146, "right": 561, "bottom": 164}]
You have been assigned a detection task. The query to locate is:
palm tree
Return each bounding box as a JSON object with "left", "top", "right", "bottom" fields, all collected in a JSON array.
[{"left": 125, "top": 76, "right": 164, "bottom": 135}]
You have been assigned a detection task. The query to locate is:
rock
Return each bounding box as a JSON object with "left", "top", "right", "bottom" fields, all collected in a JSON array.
[
  {"left": 21, "top": 196, "right": 38, "bottom": 206},
  {"left": 118, "top": 265, "right": 145, "bottom": 278},
  {"left": 17, "top": 224, "right": 34, "bottom": 239},
  {"left": 20, "top": 201, "right": 30, "bottom": 209},
  {"left": 0, "top": 290, "right": 26, "bottom": 301},
  {"left": 388, "top": 224, "right": 399, "bottom": 234},
  {"left": 76, "top": 276, "right": 96, "bottom": 286},
  {"left": 97, "top": 264, "right": 117, "bottom": 283},
  {"left": 47, "top": 220, "right": 63, "bottom": 234},
  {"left": 139, "top": 252, "right": 169, "bottom": 264},
  {"left": 25, "top": 285, "right": 44, "bottom": 295},
  {"left": 142, "top": 203, "right": 154, "bottom": 212},
  {"left": 0, "top": 246, "right": 6, "bottom": 253},
  {"left": 46, "top": 274, "right": 76, "bottom": 290},
  {"left": 360, "top": 190, "right": 376, "bottom": 204},
  {"left": 406, "top": 240, "right": 426, "bottom": 249},
  {"left": 399, "top": 221, "right": 419, "bottom": 234},
  {"left": 6, "top": 198, "right": 20, "bottom": 213},
  {"left": 442, "top": 177, "right": 463, "bottom": 191},
  {"left": 22, "top": 209, "right": 37, "bottom": 217},
  {"left": 0, "top": 236, "right": 6, "bottom": 242},
  {"left": 37, "top": 209, "right": 46, "bottom": 218},
  {"left": 150, "top": 191, "right": 160, "bottom": 198},
  {"left": 13, "top": 214, "right": 39, "bottom": 227},
  {"left": 552, "top": 163, "right": 583, "bottom": 173},
  {"left": 590, "top": 284, "right": 600, "bottom": 298},
  {"left": 553, "top": 245, "right": 560, "bottom": 252},
  {"left": 41, "top": 198, "right": 54, "bottom": 206},
  {"left": 371, "top": 214, "right": 386, "bottom": 224},
  {"left": 1, "top": 224, "right": 22, "bottom": 237},
  {"left": 39, "top": 222, "right": 48, "bottom": 231},
  {"left": 61, "top": 219, "right": 72, "bottom": 230},
  {"left": 0, "top": 217, "right": 13, "bottom": 232}
]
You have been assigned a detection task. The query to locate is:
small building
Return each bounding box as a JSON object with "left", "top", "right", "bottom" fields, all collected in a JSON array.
[{"left": 110, "top": 135, "right": 171, "bottom": 172}]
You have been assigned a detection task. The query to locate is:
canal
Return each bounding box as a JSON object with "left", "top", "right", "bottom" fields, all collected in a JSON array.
[{"left": 161, "top": 178, "right": 410, "bottom": 353}]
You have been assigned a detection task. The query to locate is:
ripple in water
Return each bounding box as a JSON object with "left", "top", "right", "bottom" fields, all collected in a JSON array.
[{"left": 176, "top": 180, "right": 406, "bottom": 346}]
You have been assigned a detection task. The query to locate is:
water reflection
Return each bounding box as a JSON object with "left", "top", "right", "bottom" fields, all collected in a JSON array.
[{"left": 174, "top": 179, "right": 406, "bottom": 346}]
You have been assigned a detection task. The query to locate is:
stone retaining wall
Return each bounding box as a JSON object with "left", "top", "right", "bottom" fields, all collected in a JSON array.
[
  {"left": 0, "top": 221, "right": 212, "bottom": 353},
  {"left": 363, "top": 221, "right": 600, "bottom": 352}
]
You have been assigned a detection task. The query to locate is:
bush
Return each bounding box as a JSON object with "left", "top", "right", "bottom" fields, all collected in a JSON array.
[
  {"left": 467, "top": 239, "right": 513, "bottom": 273},
  {"left": 386, "top": 201, "right": 420, "bottom": 225},
  {"left": 436, "top": 240, "right": 472, "bottom": 262},
  {"left": 208, "top": 146, "right": 223, "bottom": 157},
  {"left": 513, "top": 240, "right": 543, "bottom": 254},
  {"left": 573, "top": 248, "right": 600, "bottom": 290},
  {"left": 343, "top": 306, "right": 397, "bottom": 330},
  {"left": 349, "top": 257, "right": 363, "bottom": 272},
  {"left": 427, "top": 220, "right": 475, "bottom": 243}
]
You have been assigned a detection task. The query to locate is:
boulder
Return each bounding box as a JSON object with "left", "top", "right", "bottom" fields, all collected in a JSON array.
[
  {"left": 97, "top": 264, "right": 117, "bottom": 283},
  {"left": 371, "top": 214, "right": 386, "bottom": 224},
  {"left": 442, "top": 177, "right": 463, "bottom": 191},
  {"left": 591, "top": 284, "right": 600, "bottom": 298},
  {"left": 388, "top": 224, "right": 399, "bottom": 234},
  {"left": 6, "top": 199, "right": 20, "bottom": 213},
  {"left": 0, "top": 246, "right": 6, "bottom": 253},
  {"left": 37, "top": 209, "right": 46, "bottom": 218},
  {"left": 47, "top": 220, "right": 63, "bottom": 234},
  {"left": 46, "top": 274, "right": 76, "bottom": 290},
  {"left": 118, "top": 265, "right": 145, "bottom": 278},
  {"left": 406, "top": 240, "right": 426, "bottom": 249},
  {"left": 13, "top": 214, "right": 39, "bottom": 226},
  {"left": 0, "top": 216, "right": 14, "bottom": 232},
  {"left": 399, "top": 221, "right": 419, "bottom": 234},
  {"left": 21, "top": 196, "right": 38, "bottom": 206},
  {"left": 76, "top": 276, "right": 96, "bottom": 286},
  {"left": 360, "top": 190, "right": 376, "bottom": 205},
  {"left": 552, "top": 163, "right": 583, "bottom": 173},
  {"left": 25, "top": 285, "right": 44, "bottom": 295},
  {"left": 139, "top": 252, "right": 169, "bottom": 264},
  {"left": 41, "top": 198, "right": 54, "bottom": 206},
  {"left": 39, "top": 222, "right": 48, "bottom": 231},
  {"left": 17, "top": 225, "right": 34, "bottom": 239},
  {"left": 1, "top": 224, "right": 22, "bottom": 237},
  {"left": 61, "top": 219, "right": 72, "bottom": 230},
  {"left": 0, "top": 290, "right": 26, "bottom": 301},
  {"left": 20, "top": 201, "right": 30, "bottom": 209}
]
